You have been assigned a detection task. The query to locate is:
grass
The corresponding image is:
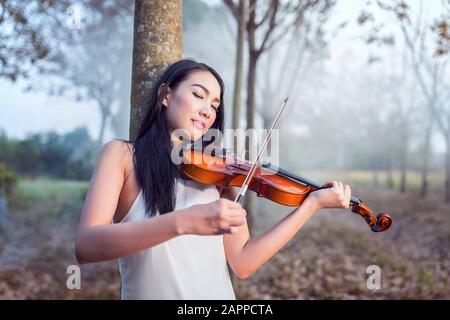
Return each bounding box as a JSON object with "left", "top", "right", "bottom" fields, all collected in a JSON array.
[
  {"left": 8, "top": 169, "right": 445, "bottom": 203},
  {"left": 16, "top": 177, "right": 89, "bottom": 201},
  {"left": 6, "top": 177, "right": 89, "bottom": 217},
  {"left": 297, "top": 169, "right": 445, "bottom": 189}
]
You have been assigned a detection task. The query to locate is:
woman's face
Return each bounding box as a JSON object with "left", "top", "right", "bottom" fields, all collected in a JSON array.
[{"left": 163, "top": 70, "right": 221, "bottom": 143}]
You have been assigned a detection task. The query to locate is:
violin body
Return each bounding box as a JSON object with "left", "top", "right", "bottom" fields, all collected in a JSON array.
[
  {"left": 181, "top": 147, "right": 392, "bottom": 233},
  {"left": 182, "top": 150, "right": 313, "bottom": 206}
]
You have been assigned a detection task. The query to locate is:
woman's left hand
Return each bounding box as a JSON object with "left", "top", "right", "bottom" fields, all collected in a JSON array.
[{"left": 306, "top": 181, "right": 352, "bottom": 210}]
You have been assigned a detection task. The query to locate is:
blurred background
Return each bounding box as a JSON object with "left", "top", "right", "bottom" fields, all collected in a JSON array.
[{"left": 0, "top": 0, "right": 449, "bottom": 299}]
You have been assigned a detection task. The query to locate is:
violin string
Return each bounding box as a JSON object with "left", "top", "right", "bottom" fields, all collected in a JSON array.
[{"left": 234, "top": 97, "right": 289, "bottom": 204}]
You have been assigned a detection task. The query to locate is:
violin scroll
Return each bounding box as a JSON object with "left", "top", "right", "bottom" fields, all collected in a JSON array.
[
  {"left": 372, "top": 213, "right": 392, "bottom": 232},
  {"left": 351, "top": 202, "right": 392, "bottom": 232}
]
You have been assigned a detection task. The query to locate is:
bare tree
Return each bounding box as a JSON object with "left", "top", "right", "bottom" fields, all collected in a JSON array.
[
  {"left": 224, "top": 0, "right": 335, "bottom": 234},
  {"left": 360, "top": 0, "right": 450, "bottom": 200},
  {"left": 389, "top": 46, "right": 420, "bottom": 193},
  {"left": 0, "top": 0, "right": 73, "bottom": 81},
  {"left": 392, "top": 2, "right": 450, "bottom": 201},
  {"left": 258, "top": 1, "right": 333, "bottom": 130},
  {"left": 1, "top": 1, "right": 135, "bottom": 145},
  {"left": 432, "top": 0, "right": 450, "bottom": 56},
  {"left": 52, "top": 15, "right": 133, "bottom": 146}
]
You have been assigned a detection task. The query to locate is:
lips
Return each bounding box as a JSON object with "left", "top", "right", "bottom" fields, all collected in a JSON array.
[{"left": 191, "top": 119, "right": 205, "bottom": 130}]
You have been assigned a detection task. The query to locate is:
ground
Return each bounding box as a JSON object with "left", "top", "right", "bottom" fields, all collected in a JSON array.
[{"left": 0, "top": 174, "right": 448, "bottom": 299}]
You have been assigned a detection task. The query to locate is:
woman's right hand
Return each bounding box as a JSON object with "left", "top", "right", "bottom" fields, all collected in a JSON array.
[{"left": 178, "top": 198, "right": 247, "bottom": 235}]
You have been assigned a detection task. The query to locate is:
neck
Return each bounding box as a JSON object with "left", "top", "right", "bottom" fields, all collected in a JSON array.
[{"left": 170, "top": 131, "right": 183, "bottom": 147}]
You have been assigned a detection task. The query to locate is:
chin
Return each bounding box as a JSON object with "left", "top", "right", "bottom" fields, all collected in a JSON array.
[
  {"left": 190, "top": 130, "right": 205, "bottom": 142},
  {"left": 190, "top": 124, "right": 207, "bottom": 140},
  {"left": 170, "top": 125, "right": 200, "bottom": 143}
]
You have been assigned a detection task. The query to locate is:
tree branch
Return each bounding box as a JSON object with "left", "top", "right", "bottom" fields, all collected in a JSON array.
[
  {"left": 223, "top": 0, "right": 239, "bottom": 21},
  {"left": 256, "top": 0, "right": 279, "bottom": 56}
]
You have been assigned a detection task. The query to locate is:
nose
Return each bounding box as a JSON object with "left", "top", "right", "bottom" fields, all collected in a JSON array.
[{"left": 199, "top": 103, "right": 212, "bottom": 119}]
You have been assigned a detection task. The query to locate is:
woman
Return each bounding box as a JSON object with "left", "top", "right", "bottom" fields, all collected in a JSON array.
[{"left": 75, "top": 59, "right": 351, "bottom": 299}]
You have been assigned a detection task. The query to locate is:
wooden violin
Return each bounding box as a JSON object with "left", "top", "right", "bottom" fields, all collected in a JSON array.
[{"left": 180, "top": 145, "right": 392, "bottom": 233}]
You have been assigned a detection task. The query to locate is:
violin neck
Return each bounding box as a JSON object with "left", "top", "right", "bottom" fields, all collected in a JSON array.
[
  {"left": 261, "top": 162, "right": 321, "bottom": 188},
  {"left": 261, "top": 162, "right": 361, "bottom": 205}
]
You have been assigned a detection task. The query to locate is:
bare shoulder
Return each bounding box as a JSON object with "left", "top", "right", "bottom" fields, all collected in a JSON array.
[
  {"left": 101, "top": 139, "right": 132, "bottom": 156},
  {"left": 99, "top": 139, "right": 133, "bottom": 168},
  {"left": 78, "top": 139, "right": 136, "bottom": 229}
]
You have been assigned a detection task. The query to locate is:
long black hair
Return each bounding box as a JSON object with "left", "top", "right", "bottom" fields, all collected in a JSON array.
[{"left": 131, "top": 59, "right": 225, "bottom": 216}]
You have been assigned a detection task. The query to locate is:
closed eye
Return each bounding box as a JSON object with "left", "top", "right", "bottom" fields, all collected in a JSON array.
[
  {"left": 193, "top": 92, "right": 219, "bottom": 111},
  {"left": 193, "top": 92, "right": 203, "bottom": 99}
]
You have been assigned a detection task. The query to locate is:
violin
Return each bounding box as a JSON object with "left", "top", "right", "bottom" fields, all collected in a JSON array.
[{"left": 180, "top": 145, "right": 392, "bottom": 233}]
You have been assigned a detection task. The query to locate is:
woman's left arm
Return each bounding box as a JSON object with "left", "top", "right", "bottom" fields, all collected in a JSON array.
[{"left": 221, "top": 187, "right": 320, "bottom": 280}]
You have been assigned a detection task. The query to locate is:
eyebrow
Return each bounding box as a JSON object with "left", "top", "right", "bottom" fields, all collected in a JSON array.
[{"left": 191, "top": 84, "right": 221, "bottom": 104}]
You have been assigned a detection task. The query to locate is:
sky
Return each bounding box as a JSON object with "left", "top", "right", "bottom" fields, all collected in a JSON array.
[
  {"left": 0, "top": 0, "right": 446, "bottom": 151},
  {"left": 0, "top": 79, "right": 102, "bottom": 140}
]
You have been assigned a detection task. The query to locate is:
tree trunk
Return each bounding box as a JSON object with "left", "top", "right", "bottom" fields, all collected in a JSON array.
[
  {"left": 386, "top": 155, "right": 394, "bottom": 188},
  {"left": 246, "top": 57, "right": 257, "bottom": 130},
  {"left": 242, "top": 0, "right": 258, "bottom": 236},
  {"left": 232, "top": 0, "right": 245, "bottom": 131},
  {"left": 96, "top": 100, "right": 113, "bottom": 147},
  {"left": 373, "top": 166, "right": 379, "bottom": 187},
  {"left": 129, "top": 0, "right": 183, "bottom": 141},
  {"left": 97, "top": 110, "right": 108, "bottom": 147},
  {"left": 399, "top": 158, "right": 406, "bottom": 193},
  {"left": 0, "top": 196, "right": 7, "bottom": 225},
  {"left": 399, "top": 127, "right": 408, "bottom": 193},
  {"left": 445, "top": 135, "right": 450, "bottom": 202},
  {"left": 420, "top": 118, "right": 434, "bottom": 198},
  {"left": 243, "top": 56, "right": 258, "bottom": 236},
  {"left": 228, "top": 0, "right": 246, "bottom": 288}
]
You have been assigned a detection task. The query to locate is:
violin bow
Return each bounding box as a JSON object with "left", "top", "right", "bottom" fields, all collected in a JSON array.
[
  {"left": 232, "top": 96, "right": 392, "bottom": 233},
  {"left": 234, "top": 97, "right": 289, "bottom": 204}
]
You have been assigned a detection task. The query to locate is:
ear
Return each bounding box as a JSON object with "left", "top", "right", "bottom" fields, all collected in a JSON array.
[{"left": 159, "top": 84, "right": 172, "bottom": 108}]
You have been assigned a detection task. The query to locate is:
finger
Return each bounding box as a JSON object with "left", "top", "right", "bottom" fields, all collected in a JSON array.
[
  {"left": 337, "top": 181, "right": 344, "bottom": 192},
  {"left": 322, "top": 181, "right": 334, "bottom": 188},
  {"left": 344, "top": 184, "right": 351, "bottom": 198},
  {"left": 225, "top": 226, "right": 239, "bottom": 234},
  {"left": 331, "top": 181, "right": 339, "bottom": 190},
  {"left": 220, "top": 225, "right": 240, "bottom": 234},
  {"left": 229, "top": 218, "right": 246, "bottom": 228},
  {"left": 223, "top": 199, "right": 243, "bottom": 209},
  {"left": 225, "top": 154, "right": 236, "bottom": 165},
  {"left": 225, "top": 207, "right": 247, "bottom": 217},
  {"left": 226, "top": 214, "right": 247, "bottom": 226},
  {"left": 219, "top": 226, "right": 232, "bottom": 234}
]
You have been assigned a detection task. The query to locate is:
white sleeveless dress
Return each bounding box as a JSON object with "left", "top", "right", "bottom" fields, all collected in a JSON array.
[{"left": 116, "top": 178, "right": 236, "bottom": 300}]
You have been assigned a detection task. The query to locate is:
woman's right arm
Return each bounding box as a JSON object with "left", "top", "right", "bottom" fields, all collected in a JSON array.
[
  {"left": 75, "top": 140, "right": 183, "bottom": 264},
  {"left": 75, "top": 140, "right": 246, "bottom": 264}
]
